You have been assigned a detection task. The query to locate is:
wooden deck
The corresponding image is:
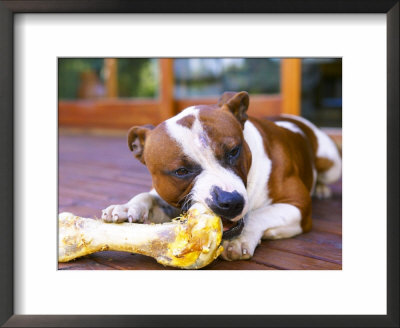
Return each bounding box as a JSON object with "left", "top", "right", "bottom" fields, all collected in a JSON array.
[{"left": 58, "top": 133, "right": 342, "bottom": 270}]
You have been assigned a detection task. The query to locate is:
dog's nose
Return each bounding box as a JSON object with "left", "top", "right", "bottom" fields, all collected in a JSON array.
[{"left": 206, "top": 186, "right": 244, "bottom": 219}]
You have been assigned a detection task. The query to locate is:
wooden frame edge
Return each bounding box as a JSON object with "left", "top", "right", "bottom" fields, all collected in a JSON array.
[{"left": 1, "top": 1, "right": 398, "bottom": 327}]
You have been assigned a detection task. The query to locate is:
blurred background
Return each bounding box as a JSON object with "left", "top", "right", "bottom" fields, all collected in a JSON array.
[{"left": 58, "top": 58, "right": 342, "bottom": 130}]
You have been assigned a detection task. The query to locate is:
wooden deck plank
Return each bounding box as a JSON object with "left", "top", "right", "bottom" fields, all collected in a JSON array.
[
  {"left": 206, "top": 258, "right": 277, "bottom": 270},
  {"left": 58, "top": 257, "right": 115, "bottom": 270},
  {"left": 295, "top": 231, "right": 342, "bottom": 249},
  {"left": 252, "top": 246, "right": 341, "bottom": 270},
  {"left": 86, "top": 251, "right": 277, "bottom": 270},
  {"left": 266, "top": 237, "right": 341, "bottom": 264},
  {"left": 58, "top": 133, "right": 342, "bottom": 270},
  {"left": 311, "top": 219, "right": 342, "bottom": 235},
  {"left": 89, "top": 252, "right": 173, "bottom": 270}
]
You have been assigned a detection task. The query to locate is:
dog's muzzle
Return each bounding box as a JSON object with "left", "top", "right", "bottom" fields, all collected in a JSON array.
[{"left": 206, "top": 186, "right": 245, "bottom": 219}]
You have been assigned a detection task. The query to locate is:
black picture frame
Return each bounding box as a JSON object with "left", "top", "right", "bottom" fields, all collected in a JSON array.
[{"left": 0, "top": 1, "right": 398, "bottom": 327}]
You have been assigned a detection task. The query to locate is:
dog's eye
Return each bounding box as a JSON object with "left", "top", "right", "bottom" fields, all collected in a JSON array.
[
  {"left": 175, "top": 167, "right": 190, "bottom": 177},
  {"left": 227, "top": 146, "right": 240, "bottom": 160}
]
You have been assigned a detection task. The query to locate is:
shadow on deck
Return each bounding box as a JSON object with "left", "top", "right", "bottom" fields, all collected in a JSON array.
[{"left": 58, "top": 133, "right": 342, "bottom": 270}]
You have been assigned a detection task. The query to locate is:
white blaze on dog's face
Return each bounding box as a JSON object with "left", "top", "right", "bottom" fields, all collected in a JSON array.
[{"left": 129, "top": 92, "right": 252, "bottom": 223}]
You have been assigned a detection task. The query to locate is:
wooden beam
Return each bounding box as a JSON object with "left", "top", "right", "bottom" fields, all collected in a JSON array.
[
  {"left": 59, "top": 99, "right": 160, "bottom": 129},
  {"left": 281, "top": 59, "right": 302, "bottom": 115},
  {"left": 159, "top": 58, "right": 175, "bottom": 121},
  {"left": 104, "top": 58, "right": 118, "bottom": 98}
]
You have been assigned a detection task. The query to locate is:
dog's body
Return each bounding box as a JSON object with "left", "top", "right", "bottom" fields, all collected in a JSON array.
[{"left": 102, "top": 92, "right": 341, "bottom": 261}]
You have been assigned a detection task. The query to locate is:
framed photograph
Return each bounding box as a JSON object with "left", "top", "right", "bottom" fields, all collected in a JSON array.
[
  {"left": 1, "top": 1, "right": 398, "bottom": 327},
  {"left": 57, "top": 56, "right": 343, "bottom": 272}
]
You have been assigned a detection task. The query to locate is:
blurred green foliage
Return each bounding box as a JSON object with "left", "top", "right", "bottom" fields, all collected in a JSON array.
[
  {"left": 117, "top": 59, "right": 158, "bottom": 98},
  {"left": 58, "top": 58, "right": 104, "bottom": 99},
  {"left": 58, "top": 58, "right": 158, "bottom": 100}
]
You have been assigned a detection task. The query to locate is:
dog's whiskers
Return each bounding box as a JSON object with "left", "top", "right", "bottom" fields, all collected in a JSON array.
[{"left": 179, "top": 192, "right": 193, "bottom": 213}]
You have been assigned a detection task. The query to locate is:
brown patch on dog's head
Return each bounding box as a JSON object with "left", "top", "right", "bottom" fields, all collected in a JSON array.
[
  {"left": 142, "top": 123, "right": 198, "bottom": 208},
  {"left": 176, "top": 114, "right": 195, "bottom": 129}
]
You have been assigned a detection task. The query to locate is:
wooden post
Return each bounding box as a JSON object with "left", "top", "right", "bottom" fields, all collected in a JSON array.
[
  {"left": 104, "top": 58, "right": 118, "bottom": 98},
  {"left": 281, "top": 59, "right": 302, "bottom": 116},
  {"left": 159, "top": 58, "right": 175, "bottom": 121}
]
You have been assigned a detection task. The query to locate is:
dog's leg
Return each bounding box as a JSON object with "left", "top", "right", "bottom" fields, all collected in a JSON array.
[
  {"left": 221, "top": 203, "right": 303, "bottom": 261},
  {"left": 102, "top": 189, "right": 180, "bottom": 224}
]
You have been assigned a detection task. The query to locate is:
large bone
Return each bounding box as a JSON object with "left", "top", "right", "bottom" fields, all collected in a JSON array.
[{"left": 58, "top": 204, "right": 223, "bottom": 269}]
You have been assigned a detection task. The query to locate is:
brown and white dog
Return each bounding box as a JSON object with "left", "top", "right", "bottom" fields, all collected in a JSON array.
[{"left": 102, "top": 91, "right": 342, "bottom": 261}]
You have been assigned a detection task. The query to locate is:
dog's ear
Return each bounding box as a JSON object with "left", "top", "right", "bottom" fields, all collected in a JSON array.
[
  {"left": 218, "top": 91, "right": 249, "bottom": 129},
  {"left": 127, "top": 124, "right": 154, "bottom": 164}
]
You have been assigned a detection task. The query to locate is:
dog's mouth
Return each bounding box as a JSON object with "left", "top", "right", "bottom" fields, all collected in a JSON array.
[
  {"left": 181, "top": 201, "right": 244, "bottom": 239},
  {"left": 221, "top": 217, "right": 244, "bottom": 240}
]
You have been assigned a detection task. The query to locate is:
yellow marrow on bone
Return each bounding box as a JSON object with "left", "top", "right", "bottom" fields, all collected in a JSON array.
[{"left": 58, "top": 204, "right": 223, "bottom": 269}]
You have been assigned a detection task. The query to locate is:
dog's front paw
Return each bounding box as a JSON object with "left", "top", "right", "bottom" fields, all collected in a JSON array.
[
  {"left": 102, "top": 203, "right": 149, "bottom": 223},
  {"left": 220, "top": 238, "right": 257, "bottom": 261}
]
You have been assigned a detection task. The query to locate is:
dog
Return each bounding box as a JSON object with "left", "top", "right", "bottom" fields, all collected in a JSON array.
[{"left": 102, "top": 91, "right": 342, "bottom": 261}]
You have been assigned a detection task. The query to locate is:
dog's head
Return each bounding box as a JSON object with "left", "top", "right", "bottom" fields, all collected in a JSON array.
[{"left": 128, "top": 91, "right": 252, "bottom": 236}]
